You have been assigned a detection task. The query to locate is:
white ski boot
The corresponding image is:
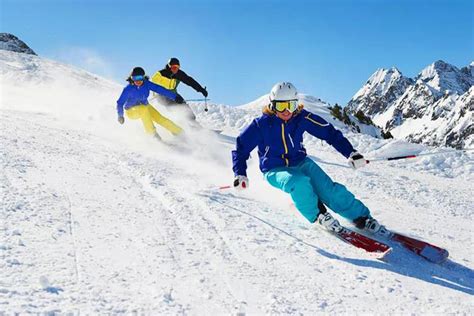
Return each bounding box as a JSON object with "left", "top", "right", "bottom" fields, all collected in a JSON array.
[
  {"left": 354, "top": 216, "right": 392, "bottom": 238},
  {"left": 317, "top": 212, "right": 343, "bottom": 233}
]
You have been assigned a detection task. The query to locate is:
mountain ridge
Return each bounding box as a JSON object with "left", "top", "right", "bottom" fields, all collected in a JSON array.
[
  {"left": 0, "top": 33, "right": 37, "bottom": 55},
  {"left": 348, "top": 60, "right": 473, "bottom": 149}
]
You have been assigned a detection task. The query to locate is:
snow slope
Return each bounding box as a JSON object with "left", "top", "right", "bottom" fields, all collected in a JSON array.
[
  {"left": 1, "top": 50, "right": 474, "bottom": 314},
  {"left": 193, "top": 93, "right": 381, "bottom": 138}
]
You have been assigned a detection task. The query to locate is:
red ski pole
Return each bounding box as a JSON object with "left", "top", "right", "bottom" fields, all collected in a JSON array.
[{"left": 367, "top": 154, "right": 418, "bottom": 163}]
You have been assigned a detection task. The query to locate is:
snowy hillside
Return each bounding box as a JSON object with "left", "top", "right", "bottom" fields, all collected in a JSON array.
[
  {"left": 193, "top": 93, "right": 381, "bottom": 138},
  {"left": 379, "top": 86, "right": 474, "bottom": 149},
  {"left": 0, "top": 50, "right": 120, "bottom": 126},
  {"left": 1, "top": 47, "right": 474, "bottom": 314},
  {"left": 348, "top": 60, "right": 473, "bottom": 149}
]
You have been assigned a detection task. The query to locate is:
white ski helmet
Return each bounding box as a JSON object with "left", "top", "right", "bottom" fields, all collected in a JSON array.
[{"left": 269, "top": 82, "right": 298, "bottom": 101}]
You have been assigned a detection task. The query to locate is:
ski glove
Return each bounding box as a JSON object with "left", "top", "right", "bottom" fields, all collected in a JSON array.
[
  {"left": 233, "top": 175, "right": 249, "bottom": 190},
  {"left": 175, "top": 94, "right": 185, "bottom": 104},
  {"left": 118, "top": 116, "right": 124, "bottom": 124},
  {"left": 348, "top": 151, "right": 367, "bottom": 169},
  {"left": 201, "top": 87, "right": 208, "bottom": 98}
]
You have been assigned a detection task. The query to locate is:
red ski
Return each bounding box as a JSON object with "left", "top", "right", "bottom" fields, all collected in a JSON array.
[
  {"left": 389, "top": 232, "right": 449, "bottom": 264},
  {"left": 332, "top": 226, "right": 391, "bottom": 255}
]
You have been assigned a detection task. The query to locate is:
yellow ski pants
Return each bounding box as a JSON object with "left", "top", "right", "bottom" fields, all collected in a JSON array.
[{"left": 126, "top": 104, "right": 182, "bottom": 135}]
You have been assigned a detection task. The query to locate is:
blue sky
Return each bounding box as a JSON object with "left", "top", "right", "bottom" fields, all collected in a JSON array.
[{"left": 2, "top": 0, "right": 473, "bottom": 105}]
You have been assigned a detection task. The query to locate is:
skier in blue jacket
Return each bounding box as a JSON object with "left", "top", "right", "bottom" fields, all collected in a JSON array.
[
  {"left": 117, "top": 67, "right": 185, "bottom": 139},
  {"left": 232, "top": 82, "right": 387, "bottom": 235}
]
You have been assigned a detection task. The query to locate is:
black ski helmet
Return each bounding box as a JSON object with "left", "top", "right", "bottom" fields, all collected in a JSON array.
[
  {"left": 130, "top": 67, "right": 145, "bottom": 77},
  {"left": 168, "top": 57, "right": 180, "bottom": 66}
]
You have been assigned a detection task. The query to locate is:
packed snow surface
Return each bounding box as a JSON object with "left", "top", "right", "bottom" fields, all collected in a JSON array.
[{"left": 1, "top": 51, "right": 473, "bottom": 314}]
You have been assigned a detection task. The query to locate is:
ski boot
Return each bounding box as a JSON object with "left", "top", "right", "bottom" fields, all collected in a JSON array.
[
  {"left": 317, "top": 212, "right": 343, "bottom": 233},
  {"left": 353, "top": 216, "right": 392, "bottom": 238}
]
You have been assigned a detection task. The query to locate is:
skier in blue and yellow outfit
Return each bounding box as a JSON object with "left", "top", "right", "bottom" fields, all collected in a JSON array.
[
  {"left": 117, "top": 67, "right": 185, "bottom": 139},
  {"left": 232, "top": 82, "right": 388, "bottom": 235}
]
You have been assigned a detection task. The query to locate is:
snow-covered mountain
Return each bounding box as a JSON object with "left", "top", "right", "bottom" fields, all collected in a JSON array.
[
  {"left": 347, "top": 67, "right": 413, "bottom": 116},
  {"left": 0, "top": 33, "right": 37, "bottom": 55},
  {"left": 1, "top": 37, "right": 473, "bottom": 314},
  {"left": 348, "top": 61, "right": 473, "bottom": 149},
  {"left": 417, "top": 60, "right": 473, "bottom": 96}
]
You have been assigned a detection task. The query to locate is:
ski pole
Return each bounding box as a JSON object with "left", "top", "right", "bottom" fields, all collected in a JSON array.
[
  {"left": 204, "top": 86, "right": 208, "bottom": 112},
  {"left": 218, "top": 185, "right": 232, "bottom": 190},
  {"left": 367, "top": 148, "right": 474, "bottom": 163},
  {"left": 185, "top": 98, "right": 211, "bottom": 102}
]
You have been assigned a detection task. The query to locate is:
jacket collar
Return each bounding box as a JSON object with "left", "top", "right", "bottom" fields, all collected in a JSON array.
[{"left": 272, "top": 110, "right": 301, "bottom": 124}]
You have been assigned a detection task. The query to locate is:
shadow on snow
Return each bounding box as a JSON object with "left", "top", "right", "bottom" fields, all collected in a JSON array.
[{"left": 203, "top": 191, "right": 474, "bottom": 296}]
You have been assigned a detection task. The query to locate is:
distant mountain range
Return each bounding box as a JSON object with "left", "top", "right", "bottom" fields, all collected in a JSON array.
[
  {"left": 2, "top": 32, "right": 471, "bottom": 149},
  {"left": 347, "top": 60, "right": 473, "bottom": 149}
]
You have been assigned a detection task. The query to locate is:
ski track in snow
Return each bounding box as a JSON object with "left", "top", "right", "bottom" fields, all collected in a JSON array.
[
  {"left": 2, "top": 49, "right": 473, "bottom": 314},
  {"left": 1, "top": 109, "right": 473, "bottom": 314}
]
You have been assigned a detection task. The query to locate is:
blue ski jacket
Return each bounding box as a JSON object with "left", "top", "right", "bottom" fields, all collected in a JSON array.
[
  {"left": 116, "top": 79, "right": 178, "bottom": 117},
  {"left": 232, "top": 109, "right": 355, "bottom": 176}
]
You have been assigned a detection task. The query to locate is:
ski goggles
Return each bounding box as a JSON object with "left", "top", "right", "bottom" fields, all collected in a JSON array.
[
  {"left": 131, "top": 75, "right": 144, "bottom": 81},
  {"left": 169, "top": 64, "right": 180, "bottom": 71},
  {"left": 272, "top": 100, "right": 299, "bottom": 113}
]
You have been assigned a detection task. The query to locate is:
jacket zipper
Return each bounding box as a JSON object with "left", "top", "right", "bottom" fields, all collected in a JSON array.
[{"left": 281, "top": 123, "right": 289, "bottom": 166}]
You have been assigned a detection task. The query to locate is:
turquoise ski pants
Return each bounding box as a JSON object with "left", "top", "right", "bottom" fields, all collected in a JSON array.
[{"left": 264, "top": 157, "right": 370, "bottom": 223}]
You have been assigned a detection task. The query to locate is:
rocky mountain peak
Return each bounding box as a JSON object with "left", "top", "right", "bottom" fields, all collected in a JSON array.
[
  {"left": 349, "top": 60, "right": 473, "bottom": 149},
  {"left": 0, "top": 33, "right": 37, "bottom": 55},
  {"left": 364, "top": 67, "right": 403, "bottom": 88},
  {"left": 347, "top": 66, "right": 413, "bottom": 116},
  {"left": 460, "top": 61, "right": 474, "bottom": 78},
  {"left": 417, "top": 60, "right": 472, "bottom": 95}
]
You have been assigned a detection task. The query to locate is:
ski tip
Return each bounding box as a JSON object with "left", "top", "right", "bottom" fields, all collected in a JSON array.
[
  {"left": 420, "top": 246, "right": 449, "bottom": 264},
  {"left": 376, "top": 248, "right": 393, "bottom": 262}
]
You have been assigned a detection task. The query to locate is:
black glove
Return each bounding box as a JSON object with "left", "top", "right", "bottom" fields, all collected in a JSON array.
[
  {"left": 201, "top": 87, "right": 208, "bottom": 98},
  {"left": 233, "top": 175, "right": 249, "bottom": 190},
  {"left": 175, "top": 94, "right": 185, "bottom": 104}
]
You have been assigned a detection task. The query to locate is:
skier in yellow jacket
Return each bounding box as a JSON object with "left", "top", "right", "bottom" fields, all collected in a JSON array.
[{"left": 151, "top": 57, "right": 208, "bottom": 120}]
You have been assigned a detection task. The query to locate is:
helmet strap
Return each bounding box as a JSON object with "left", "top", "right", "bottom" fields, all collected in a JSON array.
[{"left": 268, "top": 103, "right": 275, "bottom": 113}]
